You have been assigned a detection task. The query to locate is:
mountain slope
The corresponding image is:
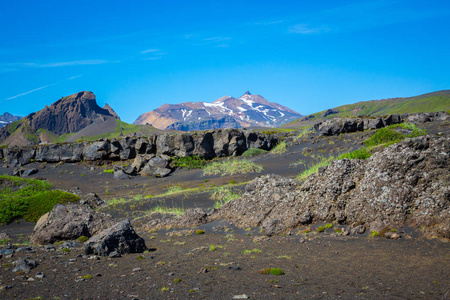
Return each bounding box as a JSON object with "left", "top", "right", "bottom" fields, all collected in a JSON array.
[
  {"left": 0, "top": 112, "right": 22, "bottom": 129},
  {"left": 284, "top": 90, "right": 450, "bottom": 127},
  {"left": 134, "top": 91, "right": 302, "bottom": 130},
  {"left": 0, "top": 91, "right": 139, "bottom": 146}
]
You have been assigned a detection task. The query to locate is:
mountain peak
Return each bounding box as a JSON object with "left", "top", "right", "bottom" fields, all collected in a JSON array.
[{"left": 134, "top": 92, "right": 302, "bottom": 130}]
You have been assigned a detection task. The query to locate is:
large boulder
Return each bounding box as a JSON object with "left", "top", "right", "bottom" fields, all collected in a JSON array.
[
  {"left": 83, "top": 140, "right": 111, "bottom": 161},
  {"left": 84, "top": 219, "right": 147, "bottom": 256},
  {"left": 30, "top": 204, "right": 116, "bottom": 245},
  {"left": 212, "top": 136, "right": 450, "bottom": 238}
]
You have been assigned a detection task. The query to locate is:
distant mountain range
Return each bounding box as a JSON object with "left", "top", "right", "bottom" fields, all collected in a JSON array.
[
  {"left": 133, "top": 91, "right": 302, "bottom": 131},
  {"left": 284, "top": 90, "right": 450, "bottom": 128},
  {"left": 1, "top": 89, "right": 449, "bottom": 147},
  {"left": 0, "top": 112, "right": 21, "bottom": 129}
]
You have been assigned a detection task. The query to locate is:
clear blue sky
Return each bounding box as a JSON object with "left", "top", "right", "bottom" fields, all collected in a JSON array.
[{"left": 1, "top": 0, "right": 449, "bottom": 123}]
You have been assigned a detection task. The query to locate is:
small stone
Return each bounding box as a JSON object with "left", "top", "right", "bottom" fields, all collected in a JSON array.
[
  {"left": 88, "top": 255, "right": 99, "bottom": 260},
  {"left": 233, "top": 295, "right": 249, "bottom": 299},
  {"left": 35, "top": 272, "right": 45, "bottom": 279},
  {"left": 0, "top": 249, "right": 14, "bottom": 255},
  {"left": 385, "top": 232, "right": 401, "bottom": 239},
  {"left": 133, "top": 268, "right": 142, "bottom": 272},
  {"left": 109, "top": 251, "right": 121, "bottom": 258},
  {"left": 27, "top": 277, "right": 35, "bottom": 281},
  {"left": 168, "top": 272, "right": 174, "bottom": 276}
]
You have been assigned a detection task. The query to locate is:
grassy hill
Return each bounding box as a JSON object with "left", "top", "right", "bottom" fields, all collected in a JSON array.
[
  {"left": 284, "top": 90, "right": 450, "bottom": 128},
  {"left": 0, "top": 118, "right": 159, "bottom": 146}
]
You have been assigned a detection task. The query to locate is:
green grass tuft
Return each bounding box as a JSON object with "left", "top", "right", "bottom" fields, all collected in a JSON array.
[
  {"left": 203, "top": 159, "right": 263, "bottom": 176},
  {"left": 211, "top": 187, "right": 241, "bottom": 209},
  {"left": 338, "top": 148, "right": 372, "bottom": 160},
  {"left": 271, "top": 141, "right": 287, "bottom": 155}
]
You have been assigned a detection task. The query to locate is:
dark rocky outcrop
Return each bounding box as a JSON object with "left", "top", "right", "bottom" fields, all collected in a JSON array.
[
  {"left": 0, "top": 128, "right": 276, "bottom": 168},
  {"left": 29, "top": 204, "right": 116, "bottom": 245},
  {"left": 210, "top": 136, "right": 450, "bottom": 238},
  {"left": 321, "top": 108, "right": 339, "bottom": 118},
  {"left": 314, "top": 112, "right": 449, "bottom": 136},
  {"left": 84, "top": 219, "right": 147, "bottom": 256},
  {"left": 29, "top": 91, "right": 114, "bottom": 135},
  {"left": 0, "top": 92, "right": 118, "bottom": 145}
]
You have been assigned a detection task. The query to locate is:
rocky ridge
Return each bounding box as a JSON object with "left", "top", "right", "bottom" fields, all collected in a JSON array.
[
  {"left": 1, "top": 128, "right": 275, "bottom": 167},
  {"left": 192, "top": 135, "right": 449, "bottom": 238}
]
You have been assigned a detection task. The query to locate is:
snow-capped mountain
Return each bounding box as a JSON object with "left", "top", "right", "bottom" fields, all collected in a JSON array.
[
  {"left": 133, "top": 91, "right": 302, "bottom": 131},
  {"left": 0, "top": 112, "right": 22, "bottom": 129}
]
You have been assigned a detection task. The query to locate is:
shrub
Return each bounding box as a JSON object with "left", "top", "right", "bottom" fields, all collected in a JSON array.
[
  {"left": 103, "top": 169, "right": 114, "bottom": 173},
  {"left": 209, "top": 245, "right": 216, "bottom": 251},
  {"left": 317, "top": 226, "right": 325, "bottom": 233},
  {"left": 203, "top": 159, "right": 263, "bottom": 176},
  {"left": 242, "top": 148, "right": 268, "bottom": 157},
  {"left": 324, "top": 223, "right": 333, "bottom": 229},
  {"left": 195, "top": 229, "right": 205, "bottom": 235}
]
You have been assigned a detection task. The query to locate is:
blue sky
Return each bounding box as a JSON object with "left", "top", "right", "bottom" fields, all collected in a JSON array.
[{"left": 1, "top": 0, "right": 449, "bottom": 123}]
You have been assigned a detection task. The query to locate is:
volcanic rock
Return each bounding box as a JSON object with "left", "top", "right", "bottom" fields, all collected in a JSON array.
[
  {"left": 211, "top": 135, "right": 450, "bottom": 238},
  {"left": 84, "top": 219, "right": 147, "bottom": 256},
  {"left": 30, "top": 204, "right": 116, "bottom": 245}
]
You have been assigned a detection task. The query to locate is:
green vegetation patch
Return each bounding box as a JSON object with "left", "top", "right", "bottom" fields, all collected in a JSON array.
[
  {"left": 364, "top": 123, "right": 426, "bottom": 147},
  {"left": 0, "top": 175, "right": 80, "bottom": 224},
  {"left": 203, "top": 159, "right": 263, "bottom": 176},
  {"left": 173, "top": 156, "right": 207, "bottom": 169},
  {"left": 338, "top": 148, "right": 372, "bottom": 160}
]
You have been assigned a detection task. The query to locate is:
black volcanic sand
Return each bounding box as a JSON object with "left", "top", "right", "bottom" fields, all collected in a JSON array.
[
  {"left": 0, "top": 226, "right": 449, "bottom": 299},
  {"left": 1, "top": 121, "right": 450, "bottom": 299}
]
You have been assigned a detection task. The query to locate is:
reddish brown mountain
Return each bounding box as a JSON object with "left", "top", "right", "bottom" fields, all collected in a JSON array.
[{"left": 134, "top": 91, "right": 302, "bottom": 130}]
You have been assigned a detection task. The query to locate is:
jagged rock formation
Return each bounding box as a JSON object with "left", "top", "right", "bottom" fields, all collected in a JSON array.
[
  {"left": 0, "top": 128, "right": 276, "bottom": 169},
  {"left": 210, "top": 136, "right": 450, "bottom": 238},
  {"left": 134, "top": 91, "right": 302, "bottom": 130},
  {"left": 0, "top": 91, "right": 119, "bottom": 146}
]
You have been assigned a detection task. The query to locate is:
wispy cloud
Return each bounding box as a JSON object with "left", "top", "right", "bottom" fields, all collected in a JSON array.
[
  {"left": 140, "top": 49, "right": 160, "bottom": 54},
  {"left": 255, "top": 20, "right": 284, "bottom": 25},
  {"left": 7, "top": 60, "right": 108, "bottom": 69},
  {"left": 289, "top": 24, "right": 329, "bottom": 34},
  {"left": 4, "top": 74, "right": 83, "bottom": 101},
  {"left": 6, "top": 83, "right": 57, "bottom": 100},
  {"left": 203, "top": 36, "right": 231, "bottom": 42}
]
